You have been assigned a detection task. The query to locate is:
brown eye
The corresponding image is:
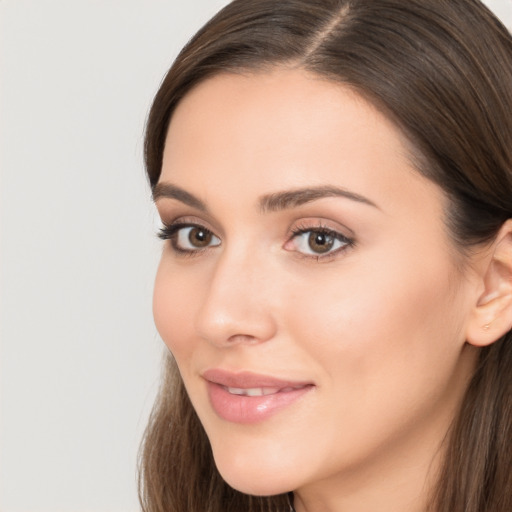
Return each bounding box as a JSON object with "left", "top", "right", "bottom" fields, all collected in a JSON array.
[
  {"left": 188, "top": 226, "right": 213, "bottom": 247},
  {"left": 308, "top": 232, "right": 334, "bottom": 254},
  {"left": 169, "top": 225, "right": 221, "bottom": 252},
  {"left": 285, "top": 227, "right": 353, "bottom": 258}
]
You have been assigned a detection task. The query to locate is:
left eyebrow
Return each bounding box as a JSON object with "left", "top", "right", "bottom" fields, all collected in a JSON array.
[
  {"left": 152, "top": 182, "right": 208, "bottom": 212},
  {"left": 259, "top": 185, "right": 379, "bottom": 212}
]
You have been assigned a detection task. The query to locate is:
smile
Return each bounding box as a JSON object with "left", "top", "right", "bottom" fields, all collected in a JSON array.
[{"left": 202, "top": 369, "right": 314, "bottom": 424}]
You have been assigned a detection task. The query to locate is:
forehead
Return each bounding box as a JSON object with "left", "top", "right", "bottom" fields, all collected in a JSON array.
[
  {"left": 164, "top": 69, "right": 409, "bottom": 163},
  {"left": 160, "top": 68, "right": 437, "bottom": 215}
]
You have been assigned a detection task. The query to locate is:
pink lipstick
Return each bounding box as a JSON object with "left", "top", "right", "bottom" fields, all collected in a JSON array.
[{"left": 202, "top": 369, "right": 314, "bottom": 424}]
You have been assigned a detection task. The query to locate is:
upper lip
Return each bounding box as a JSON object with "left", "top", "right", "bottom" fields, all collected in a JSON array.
[{"left": 202, "top": 369, "right": 313, "bottom": 389}]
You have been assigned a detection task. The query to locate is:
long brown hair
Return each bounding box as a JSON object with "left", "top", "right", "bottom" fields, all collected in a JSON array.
[{"left": 139, "top": 1, "right": 512, "bottom": 511}]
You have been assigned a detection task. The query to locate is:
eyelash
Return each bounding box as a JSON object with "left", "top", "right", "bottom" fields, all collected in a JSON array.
[
  {"left": 158, "top": 223, "right": 221, "bottom": 256},
  {"left": 157, "top": 222, "right": 355, "bottom": 260},
  {"left": 287, "top": 224, "right": 355, "bottom": 261}
]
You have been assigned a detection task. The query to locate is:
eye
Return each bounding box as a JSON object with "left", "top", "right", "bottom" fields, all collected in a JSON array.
[
  {"left": 285, "top": 227, "right": 354, "bottom": 258},
  {"left": 159, "top": 223, "right": 221, "bottom": 253}
]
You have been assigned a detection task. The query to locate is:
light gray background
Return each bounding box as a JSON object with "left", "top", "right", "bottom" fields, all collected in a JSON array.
[{"left": 1, "top": 1, "right": 511, "bottom": 511}]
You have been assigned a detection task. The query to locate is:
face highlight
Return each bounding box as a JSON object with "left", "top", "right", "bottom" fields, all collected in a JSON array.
[{"left": 152, "top": 69, "right": 479, "bottom": 509}]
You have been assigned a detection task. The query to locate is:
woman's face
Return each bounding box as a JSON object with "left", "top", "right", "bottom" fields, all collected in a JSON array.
[{"left": 153, "top": 70, "right": 479, "bottom": 500}]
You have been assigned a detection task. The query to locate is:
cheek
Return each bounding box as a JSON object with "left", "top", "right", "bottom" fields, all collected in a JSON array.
[
  {"left": 152, "top": 258, "right": 198, "bottom": 357},
  {"left": 276, "top": 256, "right": 470, "bottom": 469},
  {"left": 284, "top": 249, "right": 467, "bottom": 393}
]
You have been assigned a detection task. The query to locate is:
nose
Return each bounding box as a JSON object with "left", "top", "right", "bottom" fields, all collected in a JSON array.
[{"left": 195, "top": 248, "right": 278, "bottom": 347}]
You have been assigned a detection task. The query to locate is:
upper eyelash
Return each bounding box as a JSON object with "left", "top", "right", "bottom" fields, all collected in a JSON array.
[
  {"left": 158, "top": 222, "right": 216, "bottom": 239},
  {"left": 290, "top": 223, "right": 354, "bottom": 245},
  {"left": 157, "top": 222, "right": 185, "bottom": 241},
  {"left": 289, "top": 225, "right": 352, "bottom": 242}
]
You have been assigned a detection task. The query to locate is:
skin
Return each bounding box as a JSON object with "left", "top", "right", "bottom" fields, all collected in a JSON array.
[{"left": 152, "top": 69, "right": 482, "bottom": 512}]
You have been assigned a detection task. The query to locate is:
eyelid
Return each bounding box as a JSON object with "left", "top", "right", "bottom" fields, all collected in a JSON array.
[
  {"left": 157, "top": 214, "right": 214, "bottom": 234},
  {"left": 286, "top": 218, "right": 354, "bottom": 240},
  {"left": 157, "top": 210, "right": 220, "bottom": 232}
]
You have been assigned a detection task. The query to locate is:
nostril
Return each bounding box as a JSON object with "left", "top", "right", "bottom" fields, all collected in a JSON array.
[{"left": 226, "top": 334, "right": 260, "bottom": 345}]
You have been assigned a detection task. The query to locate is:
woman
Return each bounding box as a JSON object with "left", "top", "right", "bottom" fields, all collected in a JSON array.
[{"left": 139, "top": 1, "right": 512, "bottom": 511}]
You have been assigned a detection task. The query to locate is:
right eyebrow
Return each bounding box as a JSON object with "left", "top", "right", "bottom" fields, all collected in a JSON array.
[{"left": 152, "top": 183, "right": 208, "bottom": 212}]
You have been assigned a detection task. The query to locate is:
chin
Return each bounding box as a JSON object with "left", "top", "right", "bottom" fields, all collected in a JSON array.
[
  {"left": 210, "top": 443, "right": 297, "bottom": 497},
  {"left": 218, "top": 469, "right": 292, "bottom": 497}
]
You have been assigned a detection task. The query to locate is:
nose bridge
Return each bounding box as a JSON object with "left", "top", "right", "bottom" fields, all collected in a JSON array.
[{"left": 195, "top": 241, "right": 276, "bottom": 346}]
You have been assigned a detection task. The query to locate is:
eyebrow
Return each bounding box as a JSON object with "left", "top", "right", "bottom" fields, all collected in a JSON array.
[
  {"left": 153, "top": 182, "right": 208, "bottom": 211},
  {"left": 259, "top": 185, "right": 379, "bottom": 212},
  {"left": 153, "top": 183, "right": 378, "bottom": 212}
]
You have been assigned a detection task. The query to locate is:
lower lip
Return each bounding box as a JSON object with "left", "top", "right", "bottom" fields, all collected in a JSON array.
[{"left": 206, "top": 382, "right": 313, "bottom": 424}]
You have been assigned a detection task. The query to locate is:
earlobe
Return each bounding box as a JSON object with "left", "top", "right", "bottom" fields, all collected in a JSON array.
[{"left": 466, "top": 219, "right": 512, "bottom": 347}]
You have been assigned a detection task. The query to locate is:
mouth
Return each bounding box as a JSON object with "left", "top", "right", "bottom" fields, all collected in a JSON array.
[
  {"left": 202, "top": 369, "right": 314, "bottom": 424},
  {"left": 222, "top": 385, "right": 308, "bottom": 397}
]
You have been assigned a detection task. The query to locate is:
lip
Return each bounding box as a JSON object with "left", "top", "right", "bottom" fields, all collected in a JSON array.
[{"left": 202, "top": 369, "right": 314, "bottom": 424}]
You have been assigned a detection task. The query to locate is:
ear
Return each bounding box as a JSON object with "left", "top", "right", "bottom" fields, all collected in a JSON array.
[{"left": 466, "top": 219, "right": 512, "bottom": 347}]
